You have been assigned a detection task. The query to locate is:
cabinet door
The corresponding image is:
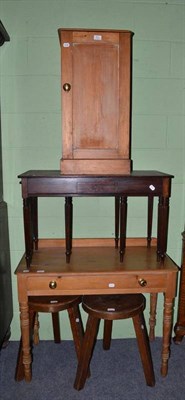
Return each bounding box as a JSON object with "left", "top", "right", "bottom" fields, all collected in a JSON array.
[{"left": 59, "top": 29, "right": 133, "bottom": 174}]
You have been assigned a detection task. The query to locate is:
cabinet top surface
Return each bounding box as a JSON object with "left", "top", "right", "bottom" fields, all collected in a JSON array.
[
  {"left": 58, "top": 28, "right": 134, "bottom": 34},
  {"left": 18, "top": 170, "right": 174, "bottom": 179}
]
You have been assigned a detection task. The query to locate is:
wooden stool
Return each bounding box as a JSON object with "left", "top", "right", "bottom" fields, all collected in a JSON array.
[
  {"left": 15, "top": 295, "right": 84, "bottom": 381},
  {"left": 74, "top": 294, "right": 155, "bottom": 390}
]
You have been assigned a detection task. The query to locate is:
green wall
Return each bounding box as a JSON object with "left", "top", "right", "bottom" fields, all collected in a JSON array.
[{"left": 0, "top": 0, "right": 184, "bottom": 340}]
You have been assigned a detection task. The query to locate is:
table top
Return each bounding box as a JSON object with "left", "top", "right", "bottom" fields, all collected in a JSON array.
[
  {"left": 15, "top": 246, "right": 177, "bottom": 275},
  {"left": 18, "top": 170, "right": 174, "bottom": 198},
  {"left": 18, "top": 170, "right": 174, "bottom": 179}
]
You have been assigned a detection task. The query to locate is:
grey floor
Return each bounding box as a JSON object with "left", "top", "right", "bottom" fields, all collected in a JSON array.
[{"left": 0, "top": 338, "right": 185, "bottom": 400}]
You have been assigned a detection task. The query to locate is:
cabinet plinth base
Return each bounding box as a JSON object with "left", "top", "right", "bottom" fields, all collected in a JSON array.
[{"left": 60, "top": 159, "right": 131, "bottom": 175}]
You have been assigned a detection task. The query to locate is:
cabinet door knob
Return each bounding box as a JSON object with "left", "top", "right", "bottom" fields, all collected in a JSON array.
[
  {"left": 63, "top": 83, "right": 71, "bottom": 92},
  {"left": 138, "top": 278, "right": 147, "bottom": 287},
  {"left": 49, "top": 281, "right": 57, "bottom": 289}
]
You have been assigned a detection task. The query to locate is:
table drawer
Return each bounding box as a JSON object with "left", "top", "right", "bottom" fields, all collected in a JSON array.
[
  {"left": 27, "top": 273, "right": 167, "bottom": 294},
  {"left": 76, "top": 179, "right": 163, "bottom": 195}
]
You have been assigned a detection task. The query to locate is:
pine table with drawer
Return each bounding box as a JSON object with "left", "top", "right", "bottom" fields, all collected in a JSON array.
[{"left": 15, "top": 244, "right": 178, "bottom": 382}]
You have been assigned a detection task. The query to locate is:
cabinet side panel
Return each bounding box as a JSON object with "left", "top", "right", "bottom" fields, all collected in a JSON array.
[{"left": 118, "top": 32, "right": 132, "bottom": 158}]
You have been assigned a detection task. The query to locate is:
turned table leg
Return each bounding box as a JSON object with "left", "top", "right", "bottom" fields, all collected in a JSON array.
[
  {"left": 119, "top": 196, "right": 127, "bottom": 262},
  {"left": 23, "top": 198, "right": 33, "bottom": 268},
  {"left": 147, "top": 196, "right": 154, "bottom": 248},
  {"left": 157, "top": 196, "right": 169, "bottom": 261},
  {"left": 19, "top": 301, "right": 32, "bottom": 382},
  {"left": 149, "top": 293, "right": 158, "bottom": 341},
  {"left": 115, "top": 196, "right": 120, "bottom": 249},
  {"left": 65, "top": 197, "right": 73, "bottom": 263},
  {"left": 161, "top": 294, "right": 174, "bottom": 377},
  {"left": 30, "top": 197, "right": 38, "bottom": 251}
]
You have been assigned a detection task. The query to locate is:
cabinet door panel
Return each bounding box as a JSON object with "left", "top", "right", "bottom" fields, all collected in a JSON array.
[{"left": 73, "top": 43, "right": 119, "bottom": 158}]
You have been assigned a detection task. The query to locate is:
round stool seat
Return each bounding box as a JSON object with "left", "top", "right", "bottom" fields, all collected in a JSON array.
[
  {"left": 28, "top": 295, "right": 82, "bottom": 313},
  {"left": 82, "top": 294, "right": 145, "bottom": 320}
]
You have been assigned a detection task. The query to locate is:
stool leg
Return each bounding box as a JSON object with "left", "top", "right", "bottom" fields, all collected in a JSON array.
[
  {"left": 149, "top": 293, "right": 158, "bottom": 341},
  {"left": 74, "top": 315, "right": 100, "bottom": 391},
  {"left": 67, "top": 304, "right": 84, "bottom": 361},
  {"left": 52, "top": 312, "right": 61, "bottom": 343},
  {"left": 15, "top": 310, "right": 35, "bottom": 381},
  {"left": 103, "top": 320, "right": 113, "bottom": 350},
  {"left": 33, "top": 312, "right": 40, "bottom": 345},
  {"left": 132, "top": 312, "right": 155, "bottom": 387}
]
